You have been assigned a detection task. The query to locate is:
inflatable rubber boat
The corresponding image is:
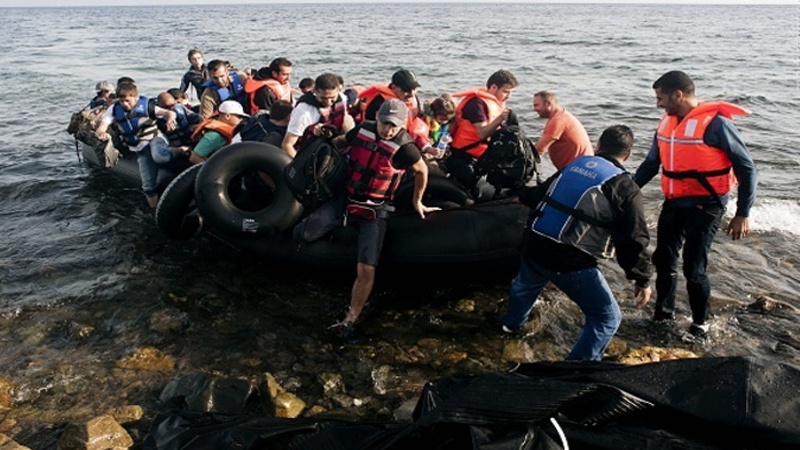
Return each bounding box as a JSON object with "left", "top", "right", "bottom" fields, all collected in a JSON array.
[{"left": 80, "top": 140, "right": 527, "bottom": 276}]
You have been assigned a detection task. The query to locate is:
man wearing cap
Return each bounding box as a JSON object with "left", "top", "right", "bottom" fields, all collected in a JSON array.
[
  {"left": 89, "top": 81, "right": 114, "bottom": 109},
  {"left": 331, "top": 98, "right": 439, "bottom": 342},
  {"left": 189, "top": 100, "right": 248, "bottom": 163},
  {"left": 359, "top": 69, "right": 438, "bottom": 157}
]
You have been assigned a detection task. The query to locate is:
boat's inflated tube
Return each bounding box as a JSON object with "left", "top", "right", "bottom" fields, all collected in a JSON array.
[
  {"left": 194, "top": 142, "right": 303, "bottom": 237},
  {"left": 393, "top": 174, "right": 474, "bottom": 210},
  {"left": 156, "top": 163, "right": 204, "bottom": 240}
]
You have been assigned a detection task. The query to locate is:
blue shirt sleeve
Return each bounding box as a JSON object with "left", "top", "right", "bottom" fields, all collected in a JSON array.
[
  {"left": 632, "top": 133, "right": 661, "bottom": 187},
  {"left": 704, "top": 116, "right": 757, "bottom": 217}
]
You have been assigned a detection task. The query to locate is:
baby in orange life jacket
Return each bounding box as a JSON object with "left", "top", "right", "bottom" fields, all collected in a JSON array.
[{"left": 423, "top": 94, "right": 457, "bottom": 159}]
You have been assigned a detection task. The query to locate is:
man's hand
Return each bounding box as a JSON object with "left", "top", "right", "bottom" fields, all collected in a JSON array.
[
  {"left": 414, "top": 202, "right": 441, "bottom": 219},
  {"left": 634, "top": 284, "right": 652, "bottom": 308},
  {"left": 726, "top": 215, "right": 750, "bottom": 240}
]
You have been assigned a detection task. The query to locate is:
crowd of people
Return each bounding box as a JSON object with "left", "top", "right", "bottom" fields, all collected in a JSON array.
[{"left": 75, "top": 48, "right": 758, "bottom": 357}]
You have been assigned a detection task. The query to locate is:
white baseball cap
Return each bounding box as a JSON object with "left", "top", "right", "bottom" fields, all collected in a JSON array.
[{"left": 218, "top": 100, "right": 249, "bottom": 118}]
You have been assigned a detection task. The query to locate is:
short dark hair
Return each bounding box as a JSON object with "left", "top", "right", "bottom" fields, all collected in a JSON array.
[
  {"left": 269, "top": 57, "right": 292, "bottom": 74},
  {"left": 652, "top": 70, "right": 695, "bottom": 96},
  {"left": 269, "top": 100, "right": 293, "bottom": 121},
  {"left": 597, "top": 125, "right": 634, "bottom": 158},
  {"left": 116, "top": 83, "right": 138, "bottom": 98},
  {"left": 207, "top": 59, "right": 227, "bottom": 73},
  {"left": 314, "top": 73, "right": 340, "bottom": 91},
  {"left": 299, "top": 77, "right": 314, "bottom": 90},
  {"left": 167, "top": 88, "right": 187, "bottom": 100},
  {"left": 430, "top": 95, "right": 455, "bottom": 117},
  {"left": 187, "top": 49, "right": 202, "bottom": 60},
  {"left": 116, "top": 76, "right": 136, "bottom": 87},
  {"left": 487, "top": 70, "right": 518, "bottom": 90}
]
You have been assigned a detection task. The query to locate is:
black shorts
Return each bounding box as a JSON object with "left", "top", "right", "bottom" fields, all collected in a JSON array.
[{"left": 354, "top": 216, "right": 388, "bottom": 266}]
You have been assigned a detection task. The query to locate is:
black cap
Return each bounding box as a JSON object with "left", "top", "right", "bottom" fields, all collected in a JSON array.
[{"left": 391, "top": 69, "right": 420, "bottom": 92}]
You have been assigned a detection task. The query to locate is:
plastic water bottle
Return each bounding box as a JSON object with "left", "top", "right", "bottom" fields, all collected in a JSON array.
[{"left": 435, "top": 131, "right": 451, "bottom": 158}]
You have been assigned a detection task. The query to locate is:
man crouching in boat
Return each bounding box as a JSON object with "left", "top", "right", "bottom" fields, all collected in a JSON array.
[
  {"left": 331, "top": 99, "right": 440, "bottom": 342},
  {"left": 95, "top": 82, "right": 178, "bottom": 209}
]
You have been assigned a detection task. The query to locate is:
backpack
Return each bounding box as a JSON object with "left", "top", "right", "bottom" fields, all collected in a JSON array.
[
  {"left": 239, "top": 112, "right": 273, "bottom": 142},
  {"left": 477, "top": 125, "right": 540, "bottom": 189},
  {"left": 284, "top": 136, "right": 348, "bottom": 210}
]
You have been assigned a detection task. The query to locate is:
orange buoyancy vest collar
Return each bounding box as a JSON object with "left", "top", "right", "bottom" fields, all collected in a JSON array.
[
  {"left": 657, "top": 101, "right": 750, "bottom": 200},
  {"left": 346, "top": 122, "right": 413, "bottom": 202},
  {"left": 244, "top": 77, "right": 293, "bottom": 114},
  {"left": 191, "top": 118, "right": 237, "bottom": 143},
  {"left": 359, "top": 84, "right": 421, "bottom": 127},
  {"left": 450, "top": 88, "right": 504, "bottom": 158}
]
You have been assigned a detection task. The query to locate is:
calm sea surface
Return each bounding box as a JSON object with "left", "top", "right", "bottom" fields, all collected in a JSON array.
[{"left": 0, "top": 2, "right": 799, "bottom": 446}]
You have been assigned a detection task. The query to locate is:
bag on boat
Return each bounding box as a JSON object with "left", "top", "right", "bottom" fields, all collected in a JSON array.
[
  {"left": 284, "top": 136, "right": 348, "bottom": 209},
  {"left": 477, "top": 125, "right": 540, "bottom": 189}
]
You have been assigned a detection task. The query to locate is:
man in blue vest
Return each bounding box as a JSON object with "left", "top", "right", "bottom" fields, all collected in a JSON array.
[{"left": 501, "top": 125, "right": 652, "bottom": 361}]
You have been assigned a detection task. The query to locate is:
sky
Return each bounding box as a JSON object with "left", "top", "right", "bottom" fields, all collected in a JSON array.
[{"left": 0, "top": 0, "right": 795, "bottom": 7}]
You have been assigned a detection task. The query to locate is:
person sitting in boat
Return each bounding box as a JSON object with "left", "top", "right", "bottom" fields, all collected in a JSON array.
[
  {"left": 244, "top": 57, "right": 295, "bottom": 115},
  {"left": 423, "top": 94, "right": 457, "bottom": 158},
  {"left": 89, "top": 81, "right": 114, "bottom": 109},
  {"left": 330, "top": 99, "right": 440, "bottom": 342},
  {"left": 199, "top": 59, "right": 249, "bottom": 119},
  {"left": 240, "top": 100, "right": 293, "bottom": 147},
  {"left": 359, "top": 69, "right": 437, "bottom": 157},
  {"left": 298, "top": 77, "right": 314, "bottom": 94},
  {"left": 188, "top": 100, "right": 248, "bottom": 164},
  {"left": 180, "top": 49, "right": 209, "bottom": 102},
  {"left": 94, "top": 82, "right": 178, "bottom": 208},
  {"left": 280, "top": 72, "right": 353, "bottom": 158},
  {"left": 447, "top": 70, "right": 518, "bottom": 191},
  {"left": 167, "top": 88, "right": 198, "bottom": 113},
  {"left": 150, "top": 91, "right": 201, "bottom": 163}
]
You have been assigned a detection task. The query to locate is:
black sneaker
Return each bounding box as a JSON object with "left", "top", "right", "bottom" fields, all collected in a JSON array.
[
  {"left": 688, "top": 323, "right": 709, "bottom": 339},
  {"left": 330, "top": 322, "right": 364, "bottom": 344}
]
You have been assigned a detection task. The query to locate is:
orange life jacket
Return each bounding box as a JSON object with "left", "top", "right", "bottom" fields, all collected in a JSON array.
[
  {"left": 359, "top": 85, "right": 427, "bottom": 146},
  {"left": 657, "top": 101, "right": 750, "bottom": 200},
  {"left": 450, "top": 88, "right": 504, "bottom": 158},
  {"left": 191, "top": 118, "right": 237, "bottom": 143},
  {"left": 244, "top": 77, "right": 293, "bottom": 114}
]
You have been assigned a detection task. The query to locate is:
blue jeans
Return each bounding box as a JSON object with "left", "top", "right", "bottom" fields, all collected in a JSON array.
[
  {"left": 135, "top": 142, "right": 159, "bottom": 197},
  {"left": 502, "top": 256, "right": 622, "bottom": 361},
  {"left": 652, "top": 200, "right": 724, "bottom": 325}
]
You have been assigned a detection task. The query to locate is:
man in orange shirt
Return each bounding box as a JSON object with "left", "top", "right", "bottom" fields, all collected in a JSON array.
[{"left": 532, "top": 91, "right": 593, "bottom": 170}]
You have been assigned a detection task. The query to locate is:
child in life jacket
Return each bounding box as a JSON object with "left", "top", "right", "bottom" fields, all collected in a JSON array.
[{"left": 423, "top": 94, "right": 456, "bottom": 159}]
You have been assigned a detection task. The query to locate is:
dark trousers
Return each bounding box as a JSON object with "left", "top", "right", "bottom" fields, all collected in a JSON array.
[{"left": 652, "top": 200, "right": 724, "bottom": 324}]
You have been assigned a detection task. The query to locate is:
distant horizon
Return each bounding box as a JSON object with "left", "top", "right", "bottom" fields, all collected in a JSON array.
[{"left": 0, "top": 0, "right": 794, "bottom": 8}]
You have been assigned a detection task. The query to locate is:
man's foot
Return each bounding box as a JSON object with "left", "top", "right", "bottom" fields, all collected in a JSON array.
[
  {"left": 688, "top": 322, "right": 709, "bottom": 339},
  {"left": 329, "top": 321, "right": 364, "bottom": 344},
  {"left": 146, "top": 194, "right": 159, "bottom": 209},
  {"left": 652, "top": 311, "right": 675, "bottom": 323}
]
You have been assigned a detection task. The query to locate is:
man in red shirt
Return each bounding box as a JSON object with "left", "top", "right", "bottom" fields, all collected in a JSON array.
[{"left": 532, "top": 90, "right": 593, "bottom": 170}]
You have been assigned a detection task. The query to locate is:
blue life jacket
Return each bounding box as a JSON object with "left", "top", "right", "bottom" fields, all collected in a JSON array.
[
  {"left": 158, "top": 103, "right": 195, "bottom": 146},
  {"left": 88, "top": 98, "right": 106, "bottom": 109},
  {"left": 113, "top": 96, "right": 157, "bottom": 147},
  {"left": 202, "top": 71, "right": 246, "bottom": 104},
  {"left": 531, "top": 155, "right": 623, "bottom": 259}
]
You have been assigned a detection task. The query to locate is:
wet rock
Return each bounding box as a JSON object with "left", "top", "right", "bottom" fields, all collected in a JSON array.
[
  {"left": 502, "top": 341, "right": 536, "bottom": 363},
  {"left": 0, "top": 419, "right": 16, "bottom": 433},
  {"left": 160, "top": 372, "right": 257, "bottom": 414},
  {"left": 371, "top": 365, "right": 395, "bottom": 395},
  {"left": 747, "top": 295, "right": 799, "bottom": 314},
  {"left": 304, "top": 405, "right": 328, "bottom": 416},
  {"left": 0, "top": 433, "right": 31, "bottom": 450},
  {"left": 616, "top": 346, "right": 698, "bottom": 365},
  {"left": 604, "top": 339, "right": 628, "bottom": 358},
  {"left": 261, "top": 373, "right": 305, "bottom": 418},
  {"left": 0, "top": 375, "right": 15, "bottom": 412},
  {"left": 67, "top": 322, "right": 95, "bottom": 341},
  {"left": 393, "top": 397, "right": 419, "bottom": 423},
  {"left": 318, "top": 373, "right": 345, "bottom": 397},
  {"left": 148, "top": 309, "right": 186, "bottom": 333},
  {"left": 116, "top": 347, "right": 175, "bottom": 372},
  {"left": 454, "top": 299, "right": 475, "bottom": 313},
  {"left": 58, "top": 414, "right": 133, "bottom": 450},
  {"left": 104, "top": 405, "right": 143, "bottom": 425}
]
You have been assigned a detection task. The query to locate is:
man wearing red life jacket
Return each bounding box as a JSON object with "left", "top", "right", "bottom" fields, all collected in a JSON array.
[
  {"left": 244, "top": 57, "right": 295, "bottom": 115},
  {"left": 331, "top": 99, "right": 439, "bottom": 342},
  {"left": 634, "top": 70, "right": 757, "bottom": 339},
  {"left": 447, "top": 70, "right": 518, "bottom": 192},
  {"left": 359, "top": 69, "right": 437, "bottom": 157}
]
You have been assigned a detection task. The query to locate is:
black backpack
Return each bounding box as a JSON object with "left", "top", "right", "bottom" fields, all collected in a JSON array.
[
  {"left": 284, "top": 136, "right": 348, "bottom": 210},
  {"left": 477, "top": 125, "right": 540, "bottom": 189}
]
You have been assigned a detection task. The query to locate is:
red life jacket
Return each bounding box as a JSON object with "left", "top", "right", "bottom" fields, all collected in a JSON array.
[
  {"left": 656, "top": 101, "right": 749, "bottom": 200},
  {"left": 346, "top": 122, "right": 414, "bottom": 202},
  {"left": 450, "top": 88, "right": 504, "bottom": 158},
  {"left": 359, "top": 85, "right": 428, "bottom": 147}
]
